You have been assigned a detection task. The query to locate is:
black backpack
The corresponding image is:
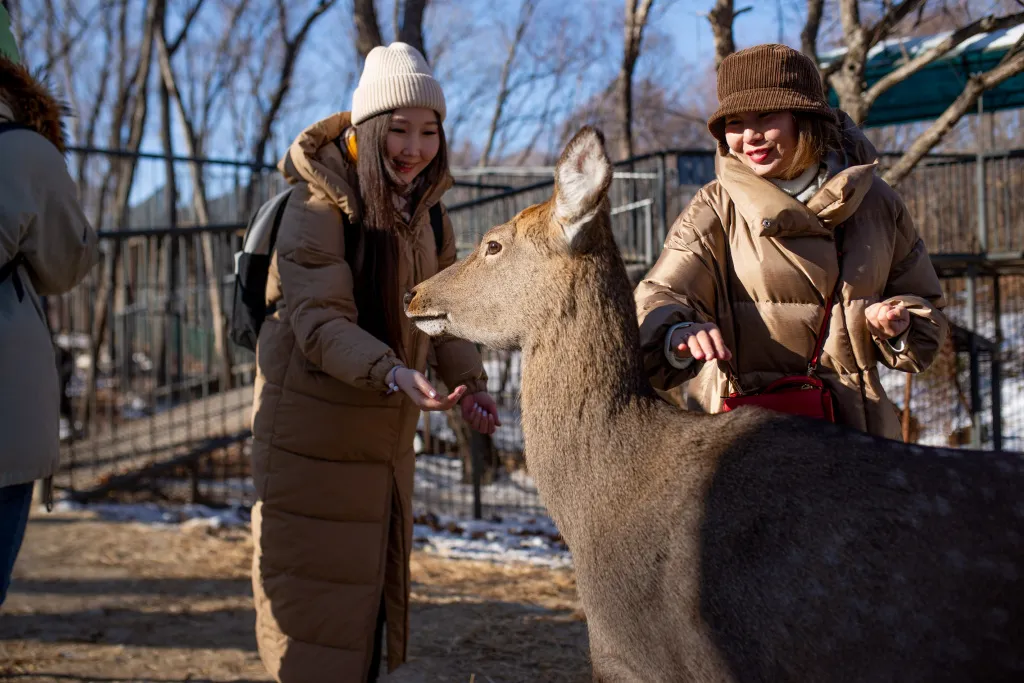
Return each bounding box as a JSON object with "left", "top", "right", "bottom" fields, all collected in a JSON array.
[{"left": 230, "top": 189, "right": 445, "bottom": 352}]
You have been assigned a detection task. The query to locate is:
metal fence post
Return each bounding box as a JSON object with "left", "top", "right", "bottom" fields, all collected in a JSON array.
[
  {"left": 976, "top": 95, "right": 988, "bottom": 255},
  {"left": 470, "top": 431, "right": 485, "bottom": 520},
  {"left": 657, "top": 153, "right": 669, "bottom": 249},
  {"left": 992, "top": 274, "right": 1003, "bottom": 451},
  {"left": 966, "top": 264, "right": 982, "bottom": 449}
]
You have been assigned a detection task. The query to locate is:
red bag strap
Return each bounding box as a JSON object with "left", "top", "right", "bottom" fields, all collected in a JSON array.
[{"left": 809, "top": 225, "right": 845, "bottom": 375}]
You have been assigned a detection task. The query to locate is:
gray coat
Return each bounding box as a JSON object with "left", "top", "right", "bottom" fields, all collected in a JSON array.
[{"left": 0, "top": 57, "right": 98, "bottom": 488}]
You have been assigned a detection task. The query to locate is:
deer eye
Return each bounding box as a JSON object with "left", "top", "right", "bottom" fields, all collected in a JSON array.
[{"left": 485, "top": 241, "right": 502, "bottom": 256}]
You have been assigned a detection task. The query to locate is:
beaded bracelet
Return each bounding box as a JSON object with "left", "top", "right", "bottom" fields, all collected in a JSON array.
[{"left": 386, "top": 365, "right": 405, "bottom": 395}]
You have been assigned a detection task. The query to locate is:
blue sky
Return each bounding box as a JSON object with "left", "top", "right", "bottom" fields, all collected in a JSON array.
[{"left": 658, "top": 0, "right": 814, "bottom": 67}]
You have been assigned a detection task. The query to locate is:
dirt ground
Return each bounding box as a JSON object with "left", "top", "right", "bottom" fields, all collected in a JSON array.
[{"left": 0, "top": 508, "right": 590, "bottom": 683}]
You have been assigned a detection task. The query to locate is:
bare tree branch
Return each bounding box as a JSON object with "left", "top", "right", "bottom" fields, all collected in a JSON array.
[
  {"left": 883, "top": 41, "right": 1024, "bottom": 186},
  {"left": 707, "top": 0, "right": 752, "bottom": 70},
  {"left": 398, "top": 0, "right": 429, "bottom": 59},
  {"left": 196, "top": 0, "right": 252, "bottom": 152},
  {"left": 866, "top": 0, "right": 929, "bottom": 50},
  {"left": 617, "top": 0, "right": 656, "bottom": 160},
  {"left": 479, "top": 0, "right": 537, "bottom": 166},
  {"left": 167, "top": 0, "right": 207, "bottom": 54},
  {"left": 354, "top": 0, "right": 384, "bottom": 60},
  {"left": 79, "top": 0, "right": 159, "bottom": 428},
  {"left": 155, "top": 0, "right": 235, "bottom": 389},
  {"left": 249, "top": 0, "right": 339, "bottom": 170},
  {"left": 74, "top": 6, "right": 114, "bottom": 189},
  {"left": 864, "top": 10, "right": 1024, "bottom": 109},
  {"left": 38, "top": 0, "right": 119, "bottom": 73},
  {"left": 801, "top": 0, "right": 825, "bottom": 62}
]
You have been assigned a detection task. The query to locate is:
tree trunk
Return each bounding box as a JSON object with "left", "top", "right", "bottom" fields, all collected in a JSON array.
[
  {"left": 902, "top": 375, "right": 914, "bottom": 443},
  {"left": 78, "top": 0, "right": 158, "bottom": 430},
  {"left": 478, "top": 0, "right": 536, "bottom": 167},
  {"left": 618, "top": 0, "right": 655, "bottom": 161},
  {"left": 801, "top": 0, "right": 824, "bottom": 62},
  {"left": 398, "top": 0, "right": 429, "bottom": 61},
  {"left": 354, "top": 0, "right": 384, "bottom": 61},
  {"left": 707, "top": 0, "right": 751, "bottom": 70},
  {"left": 246, "top": 1, "right": 338, "bottom": 212},
  {"left": 156, "top": 15, "right": 234, "bottom": 391}
]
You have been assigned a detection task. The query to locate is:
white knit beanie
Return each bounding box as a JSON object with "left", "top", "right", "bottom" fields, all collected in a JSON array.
[{"left": 351, "top": 42, "right": 446, "bottom": 125}]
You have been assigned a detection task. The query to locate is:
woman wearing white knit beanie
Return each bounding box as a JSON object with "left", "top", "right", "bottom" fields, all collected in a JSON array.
[{"left": 249, "top": 42, "right": 500, "bottom": 683}]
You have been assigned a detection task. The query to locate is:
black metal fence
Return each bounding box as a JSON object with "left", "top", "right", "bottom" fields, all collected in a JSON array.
[{"left": 44, "top": 145, "right": 1024, "bottom": 520}]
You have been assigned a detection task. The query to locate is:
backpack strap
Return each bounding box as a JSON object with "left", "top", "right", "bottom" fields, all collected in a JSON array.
[
  {"left": 265, "top": 189, "right": 291, "bottom": 257},
  {"left": 0, "top": 253, "right": 28, "bottom": 301},
  {"left": 0, "top": 122, "right": 30, "bottom": 135}
]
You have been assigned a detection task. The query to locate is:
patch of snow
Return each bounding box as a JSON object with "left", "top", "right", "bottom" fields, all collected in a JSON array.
[
  {"left": 50, "top": 500, "right": 250, "bottom": 529},
  {"left": 878, "top": 304, "right": 1024, "bottom": 450},
  {"left": 46, "top": 500, "right": 570, "bottom": 568},
  {"left": 413, "top": 512, "right": 572, "bottom": 569}
]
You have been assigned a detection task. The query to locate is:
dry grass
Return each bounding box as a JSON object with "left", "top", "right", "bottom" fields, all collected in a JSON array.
[{"left": 0, "top": 508, "right": 589, "bottom": 683}]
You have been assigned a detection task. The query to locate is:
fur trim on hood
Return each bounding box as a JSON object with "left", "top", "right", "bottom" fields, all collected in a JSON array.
[{"left": 0, "top": 55, "right": 67, "bottom": 152}]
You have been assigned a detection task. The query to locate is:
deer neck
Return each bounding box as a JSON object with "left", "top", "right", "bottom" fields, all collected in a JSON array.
[{"left": 519, "top": 251, "right": 658, "bottom": 518}]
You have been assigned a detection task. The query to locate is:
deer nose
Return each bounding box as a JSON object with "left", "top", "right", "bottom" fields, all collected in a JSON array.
[{"left": 403, "top": 289, "right": 415, "bottom": 310}]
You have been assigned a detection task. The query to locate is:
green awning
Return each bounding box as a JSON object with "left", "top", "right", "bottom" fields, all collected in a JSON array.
[{"left": 819, "top": 25, "right": 1024, "bottom": 128}]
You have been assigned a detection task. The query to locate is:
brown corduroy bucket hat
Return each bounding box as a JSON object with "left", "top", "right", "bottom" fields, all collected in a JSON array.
[{"left": 707, "top": 43, "right": 835, "bottom": 144}]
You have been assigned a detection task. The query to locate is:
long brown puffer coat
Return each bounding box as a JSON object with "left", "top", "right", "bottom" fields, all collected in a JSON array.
[
  {"left": 635, "top": 111, "right": 948, "bottom": 439},
  {"left": 250, "top": 112, "right": 487, "bottom": 681}
]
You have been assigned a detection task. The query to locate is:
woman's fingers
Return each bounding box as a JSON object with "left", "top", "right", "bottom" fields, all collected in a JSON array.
[
  {"left": 696, "top": 329, "right": 718, "bottom": 360},
  {"left": 687, "top": 334, "right": 705, "bottom": 361},
  {"left": 418, "top": 385, "right": 466, "bottom": 411},
  {"left": 412, "top": 372, "right": 439, "bottom": 399},
  {"left": 676, "top": 324, "right": 731, "bottom": 362},
  {"left": 674, "top": 340, "right": 693, "bottom": 359},
  {"left": 709, "top": 326, "right": 732, "bottom": 361}
]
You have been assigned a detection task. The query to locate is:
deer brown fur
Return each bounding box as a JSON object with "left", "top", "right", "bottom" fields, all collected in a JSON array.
[{"left": 405, "top": 127, "right": 1024, "bottom": 683}]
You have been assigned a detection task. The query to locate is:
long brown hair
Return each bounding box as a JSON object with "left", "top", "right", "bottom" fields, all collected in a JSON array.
[{"left": 352, "top": 110, "right": 449, "bottom": 362}]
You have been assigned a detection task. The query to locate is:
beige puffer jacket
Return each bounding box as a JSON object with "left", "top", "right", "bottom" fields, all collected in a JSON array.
[
  {"left": 250, "top": 111, "right": 487, "bottom": 682},
  {"left": 635, "top": 111, "right": 948, "bottom": 439}
]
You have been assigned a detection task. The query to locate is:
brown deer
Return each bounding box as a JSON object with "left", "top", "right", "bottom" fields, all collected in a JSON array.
[{"left": 405, "top": 127, "right": 1024, "bottom": 683}]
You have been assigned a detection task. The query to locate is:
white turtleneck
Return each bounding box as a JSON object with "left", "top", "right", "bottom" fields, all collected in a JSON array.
[{"left": 770, "top": 162, "right": 825, "bottom": 203}]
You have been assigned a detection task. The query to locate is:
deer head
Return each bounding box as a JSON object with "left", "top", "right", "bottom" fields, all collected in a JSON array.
[{"left": 405, "top": 126, "right": 615, "bottom": 349}]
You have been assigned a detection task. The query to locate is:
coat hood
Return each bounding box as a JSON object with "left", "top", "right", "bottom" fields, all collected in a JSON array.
[
  {"left": 0, "top": 55, "right": 67, "bottom": 152},
  {"left": 277, "top": 111, "right": 453, "bottom": 224}
]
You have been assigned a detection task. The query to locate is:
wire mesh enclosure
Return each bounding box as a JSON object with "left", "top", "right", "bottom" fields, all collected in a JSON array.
[{"left": 43, "top": 146, "right": 1024, "bottom": 521}]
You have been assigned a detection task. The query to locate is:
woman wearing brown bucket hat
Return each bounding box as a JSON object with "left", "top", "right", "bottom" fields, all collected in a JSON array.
[{"left": 635, "top": 43, "right": 948, "bottom": 439}]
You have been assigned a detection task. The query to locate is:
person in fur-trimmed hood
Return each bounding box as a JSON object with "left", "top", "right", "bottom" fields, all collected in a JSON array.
[{"left": 0, "top": 0, "right": 99, "bottom": 606}]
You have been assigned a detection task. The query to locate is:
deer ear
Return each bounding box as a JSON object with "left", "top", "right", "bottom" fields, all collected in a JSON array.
[{"left": 553, "top": 126, "right": 612, "bottom": 246}]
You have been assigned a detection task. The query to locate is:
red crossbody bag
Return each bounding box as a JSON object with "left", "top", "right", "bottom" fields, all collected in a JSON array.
[{"left": 720, "top": 227, "right": 844, "bottom": 422}]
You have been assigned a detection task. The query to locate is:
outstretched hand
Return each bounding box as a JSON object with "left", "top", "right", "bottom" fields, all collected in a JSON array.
[
  {"left": 670, "top": 322, "right": 733, "bottom": 362},
  {"left": 865, "top": 302, "right": 910, "bottom": 340},
  {"left": 460, "top": 391, "right": 501, "bottom": 436},
  {"left": 394, "top": 368, "right": 467, "bottom": 411}
]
